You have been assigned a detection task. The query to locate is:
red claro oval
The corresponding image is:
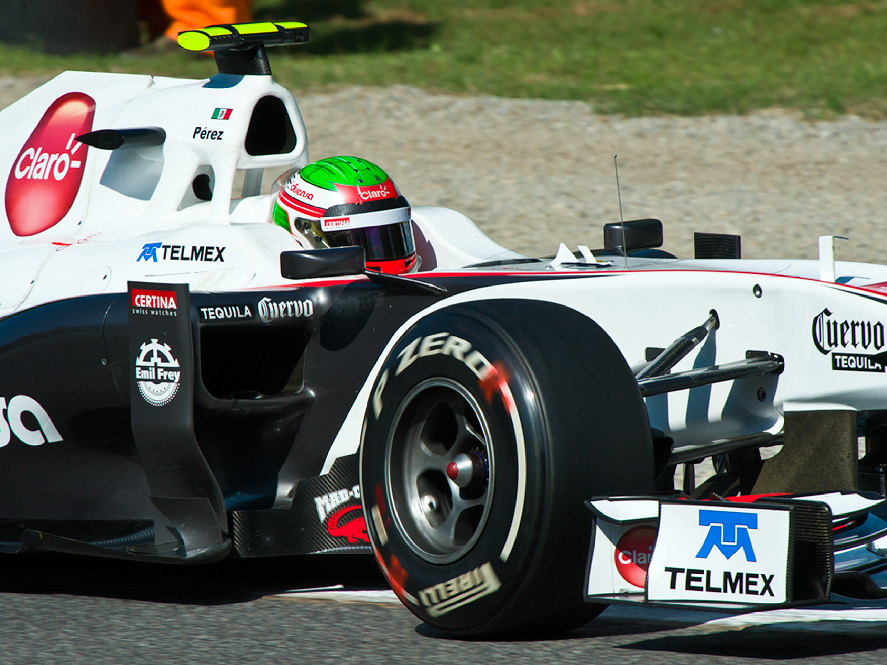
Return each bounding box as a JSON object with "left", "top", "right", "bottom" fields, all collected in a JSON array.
[
  {"left": 614, "top": 525, "right": 657, "bottom": 588},
  {"left": 5, "top": 92, "right": 96, "bottom": 237}
]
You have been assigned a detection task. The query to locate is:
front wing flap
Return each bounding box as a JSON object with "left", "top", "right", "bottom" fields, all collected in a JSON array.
[{"left": 585, "top": 494, "right": 847, "bottom": 611}]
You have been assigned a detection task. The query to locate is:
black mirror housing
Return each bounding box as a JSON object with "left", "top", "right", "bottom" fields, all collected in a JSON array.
[
  {"left": 280, "top": 246, "right": 366, "bottom": 280},
  {"left": 603, "top": 219, "right": 664, "bottom": 253}
]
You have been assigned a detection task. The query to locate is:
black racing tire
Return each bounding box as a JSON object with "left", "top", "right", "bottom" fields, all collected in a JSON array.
[{"left": 360, "top": 300, "right": 654, "bottom": 637}]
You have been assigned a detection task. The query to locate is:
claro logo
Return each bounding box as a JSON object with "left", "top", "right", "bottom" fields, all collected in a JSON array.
[
  {"left": 614, "top": 525, "right": 657, "bottom": 588},
  {"left": 0, "top": 395, "right": 63, "bottom": 446},
  {"left": 6, "top": 92, "right": 95, "bottom": 237},
  {"left": 336, "top": 179, "right": 397, "bottom": 204}
]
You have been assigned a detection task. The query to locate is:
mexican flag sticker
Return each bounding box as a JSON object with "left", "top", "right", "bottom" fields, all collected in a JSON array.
[{"left": 211, "top": 108, "right": 232, "bottom": 120}]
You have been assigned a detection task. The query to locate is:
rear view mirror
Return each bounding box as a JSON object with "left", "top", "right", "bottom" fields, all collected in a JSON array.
[
  {"left": 603, "top": 219, "right": 664, "bottom": 254},
  {"left": 280, "top": 246, "right": 366, "bottom": 280}
]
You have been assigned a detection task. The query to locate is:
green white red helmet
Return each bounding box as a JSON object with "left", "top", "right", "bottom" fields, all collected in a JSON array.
[{"left": 272, "top": 156, "right": 417, "bottom": 274}]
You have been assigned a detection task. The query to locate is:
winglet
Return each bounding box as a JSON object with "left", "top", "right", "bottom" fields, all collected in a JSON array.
[{"left": 177, "top": 21, "right": 309, "bottom": 75}]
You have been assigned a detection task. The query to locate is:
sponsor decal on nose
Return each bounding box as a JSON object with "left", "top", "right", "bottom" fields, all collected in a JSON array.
[{"left": 6, "top": 92, "right": 95, "bottom": 236}]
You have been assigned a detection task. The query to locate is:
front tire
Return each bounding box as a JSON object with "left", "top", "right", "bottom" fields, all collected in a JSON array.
[{"left": 361, "top": 300, "right": 653, "bottom": 636}]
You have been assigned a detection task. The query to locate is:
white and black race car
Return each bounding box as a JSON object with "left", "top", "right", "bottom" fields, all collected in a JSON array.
[{"left": 1, "top": 22, "right": 887, "bottom": 637}]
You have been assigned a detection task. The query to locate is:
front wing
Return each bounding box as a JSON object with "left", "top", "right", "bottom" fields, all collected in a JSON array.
[{"left": 586, "top": 492, "right": 887, "bottom": 611}]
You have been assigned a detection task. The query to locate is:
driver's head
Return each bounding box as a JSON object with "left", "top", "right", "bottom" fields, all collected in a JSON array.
[{"left": 272, "top": 156, "right": 418, "bottom": 274}]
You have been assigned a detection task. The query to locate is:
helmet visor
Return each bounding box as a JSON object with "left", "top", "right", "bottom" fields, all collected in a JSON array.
[{"left": 326, "top": 220, "right": 415, "bottom": 262}]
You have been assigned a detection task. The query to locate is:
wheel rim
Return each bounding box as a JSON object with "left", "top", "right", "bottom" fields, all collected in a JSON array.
[{"left": 385, "top": 378, "right": 495, "bottom": 564}]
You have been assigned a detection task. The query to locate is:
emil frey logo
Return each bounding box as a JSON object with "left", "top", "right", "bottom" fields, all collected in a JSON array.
[
  {"left": 135, "top": 339, "right": 181, "bottom": 407},
  {"left": 696, "top": 510, "right": 757, "bottom": 562}
]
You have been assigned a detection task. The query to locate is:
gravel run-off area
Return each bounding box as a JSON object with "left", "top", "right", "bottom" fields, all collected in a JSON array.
[{"left": 3, "top": 76, "right": 887, "bottom": 263}]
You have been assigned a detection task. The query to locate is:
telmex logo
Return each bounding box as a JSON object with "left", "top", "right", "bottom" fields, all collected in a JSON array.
[
  {"left": 6, "top": 92, "right": 95, "bottom": 236},
  {"left": 137, "top": 242, "right": 225, "bottom": 262},
  {"left": 131, "top": 289, "right": 177, "bottom": 310},
  {"left": 0, "top": 395, "right": 63, "bottom": 447},
  {"left": 695, "top": 510, "right": 757, "bottom": 562}
]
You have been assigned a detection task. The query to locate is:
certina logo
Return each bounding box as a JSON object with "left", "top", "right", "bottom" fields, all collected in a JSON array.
[
  {"left": 811, "top": 308, "right": 887, "bottom": 372},
  {"left": 324, "top": 217, "right": 351, "bottom": 228},
  {"left": 614, "top": 525, "right": 657, "bottom": 588},
  {"left": 6, "top": 92, "right": 95, "bottom": 236},
  {"left": 137, "top": 243, "right": 225, "bottom": 263},
  {"left": 419, "top": 562, "right": 502, "bottom": 618},
  {"left": 131, "top": 288, "right": 177, "bottom": 318},
  {"left": 373, "top": 333, "right": 494, "bottom": 419},
  {"left": 199, "top": 304, "right": 253, "bottom": 322},
  {"left": 0, "top": 395, "right": 62, "bottom": 447},
  {"left": 257, "top": 297, "right": 314, "bottom": 323},
  {"left": 131, "top": 289, "right": 177, "bottom": 310},
  {"left": 315, "top": 485, "right": 361, "bottom": 523},
  {"left": 135, "top": 339, "right": 181, "bottom": 406}
]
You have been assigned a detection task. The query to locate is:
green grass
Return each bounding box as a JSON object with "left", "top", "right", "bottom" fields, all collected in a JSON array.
[{"left": 3, "top": 0, "right": 887, "bottom": 117}]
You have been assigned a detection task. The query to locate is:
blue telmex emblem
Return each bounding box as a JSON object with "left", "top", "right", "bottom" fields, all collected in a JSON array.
[
  {"left": 696, "top": 510, "right": 757, "bottom": 562},
  {"left": 138, "top": 242, "right": 162, "bottom": 262}
]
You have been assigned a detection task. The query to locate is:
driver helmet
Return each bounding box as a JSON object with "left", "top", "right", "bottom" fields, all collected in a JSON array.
[{"left": 272, "top": 156, "right": 418, "bottom": 274}]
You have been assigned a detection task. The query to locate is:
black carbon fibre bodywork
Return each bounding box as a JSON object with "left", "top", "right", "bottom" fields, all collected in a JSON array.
[{"left": 0, "top": 271, "right": 584, "bottom": 559}]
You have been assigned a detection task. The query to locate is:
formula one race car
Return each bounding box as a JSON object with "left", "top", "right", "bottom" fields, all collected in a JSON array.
[{"left": 2, "top": 22, "right": 887, "bottom": 637}]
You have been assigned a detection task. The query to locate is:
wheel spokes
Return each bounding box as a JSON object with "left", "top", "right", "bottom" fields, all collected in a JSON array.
[{"left": 389, "top": 380, "right": 495, "bottom": 562}]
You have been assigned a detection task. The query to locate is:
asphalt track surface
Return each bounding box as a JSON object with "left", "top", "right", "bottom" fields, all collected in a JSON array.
[{"left": 2, "top": 553, "right": 887, "bottom": 664}]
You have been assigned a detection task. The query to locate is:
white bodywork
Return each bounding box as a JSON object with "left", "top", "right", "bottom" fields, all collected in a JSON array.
[{"left": 4, "top": 68, "right": 887, "bottom": 466}]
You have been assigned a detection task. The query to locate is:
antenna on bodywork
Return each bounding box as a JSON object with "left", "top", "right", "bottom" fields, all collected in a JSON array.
[{"left": 614, "top": 154, "right": 628, "bottom": 268}]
